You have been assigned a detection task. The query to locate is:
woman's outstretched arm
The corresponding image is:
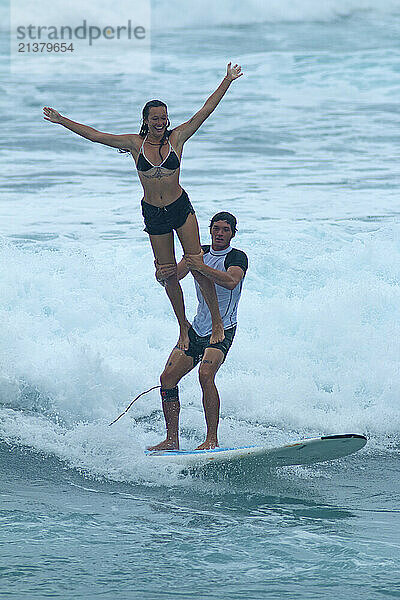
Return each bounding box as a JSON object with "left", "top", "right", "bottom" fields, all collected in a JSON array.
[
  {"left": 173, "top": 62, "right": 243, "bottom": 145},
  {"left": 43, "top": 107, "right": 137, "bottom": 151}
]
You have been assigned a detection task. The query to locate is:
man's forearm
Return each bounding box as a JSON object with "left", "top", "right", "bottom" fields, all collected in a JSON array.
[{"left": 195, "top": 263, "right": 235, "bottom": 289}]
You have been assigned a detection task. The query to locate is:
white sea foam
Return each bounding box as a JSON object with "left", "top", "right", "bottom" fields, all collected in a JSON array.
[{"left": 0, "top": 221, "right": 399, "bottom": 482}]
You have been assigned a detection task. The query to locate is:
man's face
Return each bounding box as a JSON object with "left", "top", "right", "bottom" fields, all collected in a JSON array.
[{"left": 210, "top": 220, "right": 234, "bottom": 250}]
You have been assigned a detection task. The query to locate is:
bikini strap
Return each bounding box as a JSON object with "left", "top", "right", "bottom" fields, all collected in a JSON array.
[
  {"left": 139, "top": 135, "right": 148, "bottom": 153},
  {"left": 168, "top": 137, "right": 178, "bottom": 155}
]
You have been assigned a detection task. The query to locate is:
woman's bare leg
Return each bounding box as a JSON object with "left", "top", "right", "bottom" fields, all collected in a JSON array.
[
  {"left": 190, "top": 269, "right": 224, "bottom": 343},
  {"left": 176, "top": 213, "right": 224, "bottom": 344},
  {"left": 149, "top": 232, "right": 190, "bottom": 350}
]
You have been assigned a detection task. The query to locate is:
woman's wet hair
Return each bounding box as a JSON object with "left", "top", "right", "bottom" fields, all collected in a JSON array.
[
  {"left": 209, "top": 212, "right": 238, "bottom": 234},
  {"left": 119, "top": 99, "right": 171, "bottom": 157}
]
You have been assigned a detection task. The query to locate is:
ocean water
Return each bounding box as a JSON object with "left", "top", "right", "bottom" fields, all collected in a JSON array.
[{"left": 1, "top": 0, "right": 400, "bottom": 598}]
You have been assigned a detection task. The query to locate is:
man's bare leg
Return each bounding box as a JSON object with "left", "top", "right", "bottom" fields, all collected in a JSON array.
[
  {"left": 158, "top": 399, "right": 180, "bottom": 450},
  {"left": 196, "top": 347, "right": 224, "bottom": 450},
  {"left": 147, "top": 348, "right": 194, "bottom": 451}
]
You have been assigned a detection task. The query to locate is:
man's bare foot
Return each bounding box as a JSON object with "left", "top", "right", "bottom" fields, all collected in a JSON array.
[
  {"left": 210, "top": 321, "right": 225, "bottom": 345},
  {"left": 195, "top": 439, "right": 219, "bottom": 450},
  {"left": 177, "top": 322, "right": 190, "bottom": 350},
  {"left": 147, "top": 438, "right": 179, "bottom": 451}
]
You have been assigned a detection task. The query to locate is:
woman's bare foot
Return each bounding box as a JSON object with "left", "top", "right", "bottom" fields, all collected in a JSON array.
[
  {"left": 195, "top": 438, "right": 219, "bottom": 450},
  {"left": 176, "top": 320, "right": 191, "bottom": 350},
  {"left": 209, "top": 321, "right": 225, "bottom": 345},
  {"left": 147, "top": 438, "right": 179, "bottom": 451}
]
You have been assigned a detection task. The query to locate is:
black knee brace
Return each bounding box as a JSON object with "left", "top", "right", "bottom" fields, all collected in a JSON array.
[{"left": 160, "top": 386, "right": 179, "bottom": 403}]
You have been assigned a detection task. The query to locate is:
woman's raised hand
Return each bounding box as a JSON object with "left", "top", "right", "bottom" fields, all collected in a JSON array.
[
  {"left": 226, "top": 62, "right": 243, "bottom": 81},
  {"left": 43, "top": 107, "right": 62, "bottom": 123}
]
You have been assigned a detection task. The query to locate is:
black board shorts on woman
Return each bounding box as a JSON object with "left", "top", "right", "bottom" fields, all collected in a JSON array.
[
  {"left": 141, "top": 189, "right": 195, "bottom": 235},
  {"left": 180, "top": 325, "right": 237, "bottom": 367}
]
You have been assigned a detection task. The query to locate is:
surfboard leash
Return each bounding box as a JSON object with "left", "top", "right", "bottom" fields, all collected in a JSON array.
[{"left": 108, "top": 384, "right": 161, "bottom": 426}]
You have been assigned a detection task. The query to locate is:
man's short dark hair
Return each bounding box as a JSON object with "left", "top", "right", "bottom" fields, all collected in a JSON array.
[{"left": 209, "top": 212, "right": 237, "bottom": 234}]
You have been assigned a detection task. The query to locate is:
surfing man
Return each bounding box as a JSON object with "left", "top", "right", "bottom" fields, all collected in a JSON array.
[{"left": 148, "top": 212, "right": 248, "bottom": 451}]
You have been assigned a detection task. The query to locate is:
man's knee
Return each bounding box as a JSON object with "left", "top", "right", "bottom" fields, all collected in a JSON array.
[
  {"left": 198, "top": 361, "right": 216, "bottom": 386},
  {"left": 160, "top": 358, "right": 186, "bottom": 389},
  {"left": 160, "top": 368, "right": 178, "bottom": 389},
  {"left": 160, "top": 349, "right": 194, "bottom": 390}
]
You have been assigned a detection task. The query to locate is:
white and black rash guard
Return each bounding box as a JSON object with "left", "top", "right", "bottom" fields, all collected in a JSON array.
[{"left": 191, "top": 245, "right": 248, "bottom": 337}]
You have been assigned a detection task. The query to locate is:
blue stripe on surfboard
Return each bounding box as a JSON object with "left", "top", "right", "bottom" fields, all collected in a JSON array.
[{"left": 144, "top": 445, "right": 259, "bottom": 456}]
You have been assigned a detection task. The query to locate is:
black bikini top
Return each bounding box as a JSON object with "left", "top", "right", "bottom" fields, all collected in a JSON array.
[{"left": 136, "top": 136, "right": 180, "bottom": 172}]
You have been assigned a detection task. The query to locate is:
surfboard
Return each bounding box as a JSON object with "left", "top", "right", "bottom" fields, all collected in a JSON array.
[{"left": 145, "top": 434, "right": 367, "bottom": 469}]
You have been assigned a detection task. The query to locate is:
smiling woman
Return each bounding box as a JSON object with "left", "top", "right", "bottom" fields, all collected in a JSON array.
[{"left": 42, "top": 62, "right": 243, "bottom": 349}]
